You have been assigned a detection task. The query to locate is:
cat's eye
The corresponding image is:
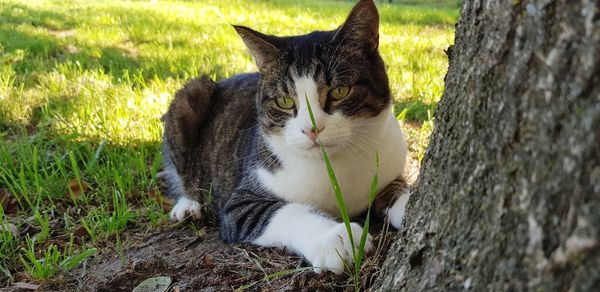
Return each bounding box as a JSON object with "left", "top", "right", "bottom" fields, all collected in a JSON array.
[
  {"left": 329, "top": 86, "right": 351, "bottom": 100},
  {"left": 275, "top": 97, "right": 295, "bottom": 109}
]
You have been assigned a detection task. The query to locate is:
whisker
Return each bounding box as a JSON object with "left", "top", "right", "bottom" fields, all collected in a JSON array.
[
  {"left": 341, "top": 140, "right": 371, "bottom": 172},
  {"left": 350, "top": 135, "right": 401, "bottom": 156}
]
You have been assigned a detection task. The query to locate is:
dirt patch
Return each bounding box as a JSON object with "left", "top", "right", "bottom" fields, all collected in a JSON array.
[{"left": 2, "top": 221, "right": 396, "bottom": 291}]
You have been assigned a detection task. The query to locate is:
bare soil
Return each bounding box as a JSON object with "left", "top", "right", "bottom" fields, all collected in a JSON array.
[{"left": 2, "top": 221, "right": 397, "bottom": 292}]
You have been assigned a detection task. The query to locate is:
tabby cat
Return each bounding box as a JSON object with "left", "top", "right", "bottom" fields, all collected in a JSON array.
[{"left": 160, "top": 0, "right": 409, "bottom": 274}]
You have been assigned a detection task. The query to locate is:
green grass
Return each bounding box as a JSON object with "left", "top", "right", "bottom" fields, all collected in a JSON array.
[
  {"left": 306, "top": 95, "right": 379, "bottom": 290},
  {"left": 0, "top": 0, "right": 458, "bottom": 285},
  {"left": 81, "top": 190, "right": 139, "bottom": 243},
  {"left": 19, "top": 235, "right": 96, "bottom": 280}
]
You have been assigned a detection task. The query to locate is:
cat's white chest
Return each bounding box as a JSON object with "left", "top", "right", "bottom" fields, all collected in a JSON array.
[{"left": 256, "top": 112, "right": 407, "bottom": 217}]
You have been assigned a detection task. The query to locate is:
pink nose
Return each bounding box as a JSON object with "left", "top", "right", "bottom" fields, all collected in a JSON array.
[{"left": 303, "top": 126, "right": 324, "bottom": 142}]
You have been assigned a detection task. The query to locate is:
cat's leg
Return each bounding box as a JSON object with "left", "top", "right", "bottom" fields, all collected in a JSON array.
[
  {"left": 375, "top": 176, "right": 411, "bottom": 229},
  {"left": 160, "top": 76, "right": 215, "bottom": 221},
  {"left": 253, "top": 203, "right": 373, "bottom": 274},
  {"left": 220, "top": 190, "right": 373, "bottom": 274},
  {"left": 157, "top": 154, "right": 202, "bottom": 220}
]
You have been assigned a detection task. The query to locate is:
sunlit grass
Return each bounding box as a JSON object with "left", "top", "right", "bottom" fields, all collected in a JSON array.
[{"left": 0, "top": 0, "right": 457, "bottom": 284}]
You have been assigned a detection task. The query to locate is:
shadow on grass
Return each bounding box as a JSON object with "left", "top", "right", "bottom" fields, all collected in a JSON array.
[
  {"left": 0, "top": 2, "right": 210, "bottom": 83},
  {"left": 0, "top": 3, "right": 139, "bottom": 82}
]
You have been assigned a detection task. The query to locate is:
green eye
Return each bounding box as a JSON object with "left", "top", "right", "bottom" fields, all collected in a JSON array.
[
  {"left": 330, "top": 86, "right": 351, "bottom": 100},
  {"left": 275, "top": 96, "right": 295, "bottom": 109}
]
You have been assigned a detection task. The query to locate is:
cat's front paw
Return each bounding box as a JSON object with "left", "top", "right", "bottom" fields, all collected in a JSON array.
[
  {"left": 386, "top": 189, "right": 410, "bottom": 229},
  {"left": 170, "top": 197, "right": 202, "bottom": 221},
  {"left": 305, "top": 222, "right": 373, "bottom": 275}
]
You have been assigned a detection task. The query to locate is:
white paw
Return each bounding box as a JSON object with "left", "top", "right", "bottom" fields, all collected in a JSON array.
[
  {"left": 386, "top": 189, "right": 410, "bottom": 229},
  {"left": 170, "top": 197, "right": 202, "bottom": 221},
  {"left": 305, "top": 222, "right": 373, "bottom": 275}
]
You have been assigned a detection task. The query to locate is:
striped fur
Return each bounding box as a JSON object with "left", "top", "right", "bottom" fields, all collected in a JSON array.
[{"left": 160, "top": 0, "right": 409, "bottom": 274}]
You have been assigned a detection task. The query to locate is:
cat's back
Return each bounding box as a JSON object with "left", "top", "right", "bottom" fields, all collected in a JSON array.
[
  {"left": 201, "top": 72, "right": 261, "bottom": 196},
  {"left": 204, "top": 72, "right": 260, "bottom": 145},
  {"left": 213, "top": 72, "right": 260, "bottom": 105}
]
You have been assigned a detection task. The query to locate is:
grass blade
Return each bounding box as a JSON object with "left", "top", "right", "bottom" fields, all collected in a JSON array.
[
  {"left": 355, "top": 153, "right": 379, "bottom": 277},
  {"left": 305, "top": 96, "right": 357, "bottom": 268},
  {"left": 306, "top": 96, "right": 382, "bottom": 291}
]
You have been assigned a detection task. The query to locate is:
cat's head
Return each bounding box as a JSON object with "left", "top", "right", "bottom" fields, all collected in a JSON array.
[{"left": 235, "top": 0, "right": 390, "bottom": 158}]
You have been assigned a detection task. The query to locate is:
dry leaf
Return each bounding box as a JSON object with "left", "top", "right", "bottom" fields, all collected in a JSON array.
[
  {"left": 0, "top": 188, "right": 19, "bottom": 215},
  {"left": 132, "top": 276, "right": 171, "bottom": 292},
  {"left": 73, "top": 225, "right": 87, "bottom": 238},
  {"left": 13, "top": 282, "right": 40, "bottom": 290},
  {"left": 0, "top": 222, "right": 19, "bottom": 237},
  {"left": 201, "top": 255, "right": 215, "bottom": 269},
  {"left": 147, "top": 189, "right": 173, "bottom": 212},
  {"left": 13, "top": 272, "right": 31, "bottom": 282},
  {"left": 66, "top": 180, "right": 91, "bottom": 199}
]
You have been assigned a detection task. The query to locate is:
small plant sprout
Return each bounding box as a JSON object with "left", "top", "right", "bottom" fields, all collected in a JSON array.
[
  {"left": 19, "top": 235, "right": 96, "bottom": 280},
  {"left": 82, "top": 191, "right": 138, "bottom": 242},
  {"left": 0, "top": 207, "right": 18, "bottom": 277},
  {"left": 305, "top": 96, "right": 379, "bottom": 291}
]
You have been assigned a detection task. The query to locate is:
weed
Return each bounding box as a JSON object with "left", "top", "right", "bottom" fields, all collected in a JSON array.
[
  {"left": 82, "top": 191, "right": 138, "bottom": 242},
  {"left": 19, "top": 237, "right": 60, "bottom": 280},
  {"left": 0, "top": 208, "right": 18, "bottom": 277},
  {"left": 305, "top": 96, "right": 379, "bottom": 291},
  {"left": 19, "top": 235, "right": 96, "bottom": 279},
  {"left": 32, "top": 210, "right": 50, "bottom": 242}
]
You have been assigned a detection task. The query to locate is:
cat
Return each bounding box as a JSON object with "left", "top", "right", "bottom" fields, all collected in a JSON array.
[{"left": 159, "top": 0, "right": 409, "bottom": 274}]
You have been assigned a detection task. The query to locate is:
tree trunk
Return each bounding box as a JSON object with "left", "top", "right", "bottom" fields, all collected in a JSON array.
[{"left": 375, "top": 0, "right": 600, "bottom": 291}]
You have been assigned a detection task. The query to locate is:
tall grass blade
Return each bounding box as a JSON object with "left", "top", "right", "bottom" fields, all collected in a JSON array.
[
  {"left": 355, "top": 153, "right": 379, "bottom": 281},
  {"left": 304, "top": 96, "right": 357, "bottom": 262},
  {"left": 305, "top": 96, "right": 381, "bottom": 291}
]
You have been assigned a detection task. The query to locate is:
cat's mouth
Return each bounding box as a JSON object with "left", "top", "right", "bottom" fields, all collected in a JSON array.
[
  {"left": 302, "top": 144, "right": 332, "bottom": 157},
  {"left": 310, "top": 141, "right": 337, "bottom": 149}
]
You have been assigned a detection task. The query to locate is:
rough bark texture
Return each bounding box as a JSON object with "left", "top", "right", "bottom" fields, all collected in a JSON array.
[{"left": 375, "top": 0, "right": 600, "bottom": 291}]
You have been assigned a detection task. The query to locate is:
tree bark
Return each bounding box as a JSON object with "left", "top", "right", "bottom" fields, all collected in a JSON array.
[{"left": 375, "top": 0, "right": 600, "bottom": 291}]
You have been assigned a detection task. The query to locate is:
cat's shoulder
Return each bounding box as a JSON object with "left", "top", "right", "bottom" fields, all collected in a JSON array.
[{"left": 216, "top": 72, "right": 261, "bottom": 98}]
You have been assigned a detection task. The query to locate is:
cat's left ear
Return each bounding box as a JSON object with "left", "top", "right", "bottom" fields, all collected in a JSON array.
[
  {"left": 333, "top": 0, "right": 379, "bottom": 51},
  {"left": 234, "top": 25, "right": 284, "bottom": 71}
]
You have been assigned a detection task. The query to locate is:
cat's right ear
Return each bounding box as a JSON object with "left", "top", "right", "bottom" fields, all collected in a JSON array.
[
  {"left": 333, "top": 0, "right": 379, "bottom": 52},
  {"left": 233, "top": 25, "right": 283, "bottom": 71}
]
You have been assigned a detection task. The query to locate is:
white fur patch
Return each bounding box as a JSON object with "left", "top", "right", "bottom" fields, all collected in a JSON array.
[
  {"left": 255, "top": 72, "right": 407, "bottom": 274},
  {"left": 253, "top": 203, "right": 373, "bottom": 274},
  {"left": 170, "top": 197, "right": 202, "bottom": 221},
  {"left": 159, "top": 166, "right": 202, "bottom": 221},
  {"left": 284, "top": 75, "right": 325, "bottom": 150},
  {"left": 386, "top": 188, "right": 410, "bottom": 229},
  {"left": 260, "top": 102, "right": 407, "bottom": 218}
]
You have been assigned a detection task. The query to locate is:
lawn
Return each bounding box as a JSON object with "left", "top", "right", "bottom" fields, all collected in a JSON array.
[{"left": 0, "top": 0, "right": 458, "bottom": 289}]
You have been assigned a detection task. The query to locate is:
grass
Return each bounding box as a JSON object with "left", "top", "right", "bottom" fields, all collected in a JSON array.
[
  {"left": 0, "top": 0, "right": 458, "bottom": 287},
  {"left": 81, "top": 190, "right": 138, "bottom": 243},
  {"left": 306, "top": 95, "right": 379, "bottom": 291},
  {"left": 19, "top": 235, "right": 96, "bottom": 280}
]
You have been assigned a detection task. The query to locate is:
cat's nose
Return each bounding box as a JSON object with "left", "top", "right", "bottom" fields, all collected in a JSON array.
[{"left": 302, "top": 125, "right": 324, "bottom": 142}]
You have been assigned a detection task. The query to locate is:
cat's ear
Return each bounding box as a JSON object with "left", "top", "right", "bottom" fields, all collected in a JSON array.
[
  {"left": 333, "top": 0, "right": 379, "bottom": 51},
  {"left": 234, "top": 25, "right": 283, "bottom": 71}
]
